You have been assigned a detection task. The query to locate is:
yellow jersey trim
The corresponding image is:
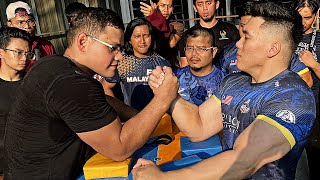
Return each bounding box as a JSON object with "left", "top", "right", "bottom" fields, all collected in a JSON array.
[
  {"left": 211, "top": 94, "right": 221, "bottom": 104},
  {"left": 297, "top": 68, "right": 309, "bottom": 75}
]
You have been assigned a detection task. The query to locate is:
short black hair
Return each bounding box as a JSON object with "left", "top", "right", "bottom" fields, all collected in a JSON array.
[
  {"left": 295, "top": 0, "right": 320, "bottom": 14},
  {"left": 0, "top": 26, "right": 32, "bottom": 49},
  {"left": 65, "top": 2, "right": 87, "bottom": 24},
  {"left": 239, "top": 1, "right": 255, "bottom": 17},
  {"left": 185, "top": 27, "right": 215, "bottom": 47},
  {"left": 124, "top": 18, "right": 156, "bottom": 55},
  {"left": 250, "top": 1, "right": 303, "bottom": 53},
  {"left": 67, "top": 7, "right": 125, "bottom": 47}
]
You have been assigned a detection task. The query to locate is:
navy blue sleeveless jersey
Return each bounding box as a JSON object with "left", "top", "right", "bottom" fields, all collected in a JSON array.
[
  {"left": 213, "top": 70, "right": 315, "bottom": 179},
  {"left": 174, "top": 66, "right": 224, "bottom": 105}
]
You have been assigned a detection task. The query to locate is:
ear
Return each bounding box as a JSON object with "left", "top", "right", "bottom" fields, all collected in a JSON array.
[
  {"left": 267, "top": 41, "right": 281, "bottom": 58},
  {"left": 211, "top": 47, "right": 218, "bottom": 58},
  {"left": 215, "top": 1, "right": 220, "bottom": 9},
  {"left": 193, "top": 5, "right": 198, "bottom": 13},
  {"left": 76, "top": 33, "right": 90, "bottom": 52},
  {"left": 7, "top": 21, "right": 13, "bottom": 27}
]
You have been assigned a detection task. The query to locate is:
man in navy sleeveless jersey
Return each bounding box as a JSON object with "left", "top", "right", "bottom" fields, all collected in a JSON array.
[{"left": 134, "top": 2, "right": 316, "bottom": 179}]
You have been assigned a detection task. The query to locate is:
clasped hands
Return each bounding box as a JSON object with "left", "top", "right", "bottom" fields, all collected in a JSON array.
[{"left": 148, "top": 66, "right": 179, "bottom": 98}]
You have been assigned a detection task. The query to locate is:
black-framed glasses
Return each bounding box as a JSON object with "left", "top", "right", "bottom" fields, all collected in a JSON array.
[
  {"left": 4, "top": 49, "right": 35, "bottom": 60},
  {"left": 184, "top": 46, "right": 216, "bottom": 53},
  {"left": 86, "top": 34, "right": 122, "bottom": 54},
  {"left": 11, "top": 19, "right": 36, "bottom": 28}
]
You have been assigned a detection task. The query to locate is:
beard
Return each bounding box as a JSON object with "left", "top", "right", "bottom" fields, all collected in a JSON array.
[
  {"left": 190, "top": 66, "right": 203, "bottom": 72},
  {"left": 201, "top": 15, "right": 215, "bottom": 22}
]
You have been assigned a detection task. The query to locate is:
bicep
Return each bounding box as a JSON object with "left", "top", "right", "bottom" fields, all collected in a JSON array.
[
  {"left": 194, "top": 96, "right": 223, "bottom": 141},
  {"left": 233, "top": 119, "right": 291, "bottom": 174},
  {"left": 77, "top": 116, "right": 125, "bottom": 159}
]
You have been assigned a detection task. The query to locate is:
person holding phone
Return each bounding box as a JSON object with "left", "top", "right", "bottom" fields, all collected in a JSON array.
[{"left": 140, "top": 0, "right": 184, "bottom": 70}]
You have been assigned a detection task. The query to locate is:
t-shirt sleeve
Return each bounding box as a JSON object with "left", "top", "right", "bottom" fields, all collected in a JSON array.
[
  {"left": 146, "top": 10, "right": 172, "bottom": 38},
  {"left": 290, "top": 53, "right": 309, "bottom": 75},
  {"left": 46, "top": 74, "right": 118, "bottom": 133},
  {"left": 256, "top": 89, "right": 316, "bottom": 149},
  {"left": 210, "top": 76, "right": 224, "bottom": 103}
]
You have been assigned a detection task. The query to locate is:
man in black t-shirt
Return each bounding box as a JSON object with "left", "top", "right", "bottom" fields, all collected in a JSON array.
[
  {"left": 4, "top": 7, "right": 178, "bottom": 179},
  {"left": 179, "top": 0, "right": 240, "bottom": 67},
  {"left": 0, "top": 27, "right": 32, "bottom": 180}
]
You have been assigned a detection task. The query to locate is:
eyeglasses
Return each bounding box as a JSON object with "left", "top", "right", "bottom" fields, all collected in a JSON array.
[
  {"left": 87, "top": 35, "right": 122, "bottom": 54},
  {"left": 4, "top": 49, "right": 35, "bottom": 60},
  {"left": 11, "top": 19, "right": 36, "bottom": 28},
  {"left": 185, "top": 46, "right": 216, "bottom": 53}
]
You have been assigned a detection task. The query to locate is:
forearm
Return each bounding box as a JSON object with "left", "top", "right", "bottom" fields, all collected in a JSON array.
[
  {"left": 105, "top": 95, "right": 139, "bottom": 122},
  {"left": 170, "top": 97, "right": 204, "bottom": 139},
  {"left": 169, "top": 34, "right": 181, "bottom": 48},
  {"left": 119, "top": 95, "right": 171, "bottom": 156},
  {"left": 309, "top": 62, "right": 320, "bottom": 79},
  {"left": 165, "top": 150, "right": 254, "bottom": 180}
]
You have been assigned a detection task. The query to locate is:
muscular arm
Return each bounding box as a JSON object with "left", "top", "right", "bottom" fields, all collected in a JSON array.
[
  {"left": 78, "top": 69, "right": 179, "bottom": 161},
  {"left": 166, "top": 119, "right": 291, "bottom": 179},
  {"left": 170, "top": 96, "right": 223, "bottom": 142},
  {"left": 133, "top": 119, "right": 291, "bottom": 180},
  {"left": 78, "top": 96, "right": 170, "bottom": 161}
]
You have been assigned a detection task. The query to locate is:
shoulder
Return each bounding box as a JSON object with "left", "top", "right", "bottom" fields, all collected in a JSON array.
[
  {"left": 216, "top": 21, "right": 238, "bottom": 31},
  {"left": 278, "top": 71, "right": 310, "bottom": 89},
  {"left": 31, "top": 55, "right": 87, "bottom": 81},
  {"left": 151, "top": 53, "right": 171, "bottom": 65},
  {"left": 222, "top": 42, "right": 237, "bottom": 55},
  {"left": 221, "top": 72, "right": 247, "bottom": 87}
]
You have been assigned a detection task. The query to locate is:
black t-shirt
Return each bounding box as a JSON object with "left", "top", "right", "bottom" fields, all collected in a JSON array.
[
  {"left": 179, "top": 20, "right": 240, "bottom": 65},
  {"left": 4, "top": 55, "right": 117, "bottom": 179},
  {"left": 0, "top": 78, "right": 22, "bottom": 175}
]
